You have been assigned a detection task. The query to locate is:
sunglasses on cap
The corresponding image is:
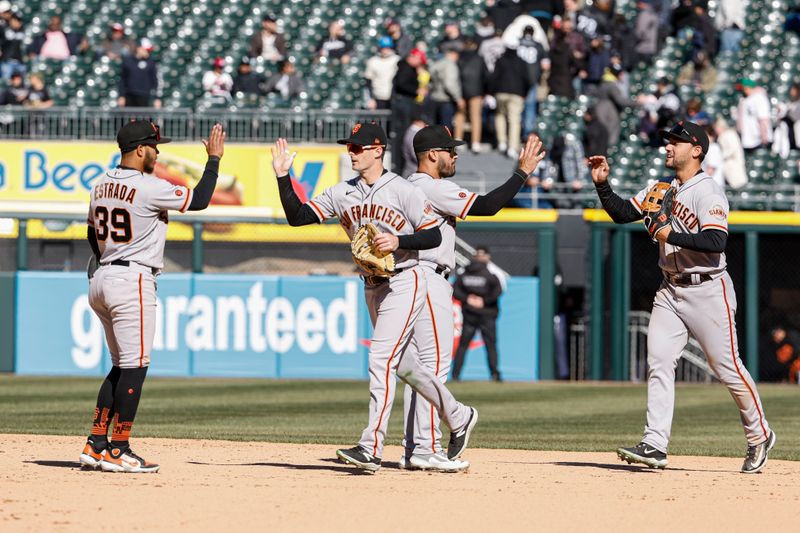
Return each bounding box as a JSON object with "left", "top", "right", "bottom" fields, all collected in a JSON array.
[
  {"left": 346, "top": 143, "right": 382, "bottom": 154},
  {"left": 129, "top": 123, "right": 162, "bottom": 146},
  {"left": 664, "top": 123, "right": 692, "bottom": 140}
]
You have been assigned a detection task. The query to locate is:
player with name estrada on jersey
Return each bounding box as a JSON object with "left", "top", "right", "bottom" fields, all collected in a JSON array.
[
  {"left": 588, "top": 120, "right": 776, "bottom": 473},
  {"left": 79, "top": 121, "right": 225, "bottom": 473},
  {"left": 272, "top": 123, "right": 478, "bottom": 473},
  {"left": 399, "top": 126, "right": 545, "bottom": 472}
]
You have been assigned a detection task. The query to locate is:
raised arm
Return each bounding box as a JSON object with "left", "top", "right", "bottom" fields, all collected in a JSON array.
[
  {"left": 587, "top": 155, "right": 643, "bottom": 224},
  {"left": 468, "top": 134, "right": 547, "bottom": 215},
  {"left": 271, "top": 138, "right": 320, "bottom": 226},
  {"left": 187, "top": 124, "right": 225, "bottom": 211}
]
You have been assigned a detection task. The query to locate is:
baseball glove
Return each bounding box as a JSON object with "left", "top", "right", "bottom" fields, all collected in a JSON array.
[
  {"left": 641, "top": 182, "right": 675, "bottom": 242},
  {"left": 351, "top": 223, "right": 396, "bottom": 277}
]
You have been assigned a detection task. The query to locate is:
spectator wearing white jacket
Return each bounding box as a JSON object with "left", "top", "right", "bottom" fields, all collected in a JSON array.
[
  {"left": 710, "top": 118, "right": 747, "bottom": 189},
  {"left": 736, "top": 78, "right": 772, "bottom": 152},
  {"left": 715, "top": 0, "right": 746, "bottom": 53},
  {"left": 364, "top": 36, "right": 399, "bottom": 110}
]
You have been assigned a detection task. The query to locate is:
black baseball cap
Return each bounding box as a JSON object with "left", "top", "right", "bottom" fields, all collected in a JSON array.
[
  {"left": 337, "top": 123, "right": 387, "bottom": 146},
  {"left": 413, "top": 125, "right": 466, "bottom": 153},
  {"left": 659, "top": 120, "right": 709, "bottom": 154},
  {"left": 117, "top": 120, "right": 172, "bottom": 153}
]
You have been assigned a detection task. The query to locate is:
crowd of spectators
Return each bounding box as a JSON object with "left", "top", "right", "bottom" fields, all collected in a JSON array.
[{"left": 1, "top": 1, "right": 798, "bottom": 191}]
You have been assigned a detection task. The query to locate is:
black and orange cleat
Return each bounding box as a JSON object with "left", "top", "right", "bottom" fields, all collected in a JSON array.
[
  {"left": 79, "top": 440, "right": 107, "bottom": 470},
  {"left": 100, "top": 446, "right": 160, "bottom": 473}
]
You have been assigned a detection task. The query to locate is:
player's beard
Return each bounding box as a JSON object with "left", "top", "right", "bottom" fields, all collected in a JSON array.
[
  {"left": 143, "top": 150, "right": 157, "bottom": 174},
  {"left": 437, "top": 157, "right": 456, "bottom": 178}
]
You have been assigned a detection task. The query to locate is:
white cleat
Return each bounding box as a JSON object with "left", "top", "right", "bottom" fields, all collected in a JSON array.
[{"left": 399, "top": 453, "right": 470, "bottom": 472}]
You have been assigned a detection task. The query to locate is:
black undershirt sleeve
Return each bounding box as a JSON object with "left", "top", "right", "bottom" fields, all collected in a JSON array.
[
  {"left": 468, "top": 169, "right": 528, "bottom": 215},
  {"left": 187, "top": 156, "right": 220, "bottom": 211},
  {"left": 276, "top": 174, "right": 321, "bottom": 226},
  {"left": 666, "top": 229, "right": 727, "bottom": 253},
  {"left": 397, "top": 226, "right": 442, "bottom": 250},
  {"left": 594, "top": 181, "right": 643, "bottom": 224},
  {"left": 87, "top": 225, "right": 100, "bottom": 259}
]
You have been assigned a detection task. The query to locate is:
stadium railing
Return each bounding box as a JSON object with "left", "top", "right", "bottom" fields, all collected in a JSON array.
[{"left": 0, "top": 107, "right": 391, "bottom": 143}]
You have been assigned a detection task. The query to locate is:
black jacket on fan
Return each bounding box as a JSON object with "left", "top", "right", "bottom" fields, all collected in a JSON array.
[
  {"left": 458, "top": 49, "right": 489, "bottom": 99},
  {"left": 453, "top": 261, "right": 502, "bottom": 319},
  {"left": 489, "top": 48, "right": 532, "bottom": 97}
]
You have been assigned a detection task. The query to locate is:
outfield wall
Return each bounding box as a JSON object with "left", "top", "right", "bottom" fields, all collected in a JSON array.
[{"left": 12, "top": 273, "right": 539, "bottom": 381}]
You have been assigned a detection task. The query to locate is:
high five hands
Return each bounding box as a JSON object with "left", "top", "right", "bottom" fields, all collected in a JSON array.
[
  {"left": 271, "top": 138, "right": 298, "bottom": 176},
  {"left": 517, "top": 134, "right": 547, "bottom": 176}
]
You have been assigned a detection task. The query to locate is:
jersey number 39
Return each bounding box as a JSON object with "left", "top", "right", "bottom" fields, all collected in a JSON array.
[{"left": 95, "top": 206, "right": 132, "bottom": 242}]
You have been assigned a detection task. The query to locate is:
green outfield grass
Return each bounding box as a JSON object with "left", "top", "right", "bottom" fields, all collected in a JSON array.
[{"left": 0, "top": 376, "right": 797, "bottom": 460}]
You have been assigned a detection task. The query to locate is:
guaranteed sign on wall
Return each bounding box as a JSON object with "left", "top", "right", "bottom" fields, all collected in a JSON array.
[{"left": 14, "top": 273, "right": 539, "bottom": 381}]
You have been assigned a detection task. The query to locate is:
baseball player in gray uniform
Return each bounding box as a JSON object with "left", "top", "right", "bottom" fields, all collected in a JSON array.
[
  {"left": 79, "top": 121, "right": 225, "bottom": 473},
  {"left": 588, "top": 121, "right": 776, "bottom": 473},
  {"left": 272, "top": 123, "right": 478, "bottom": 473},
  {"left": 400, "top": 126, "right": 545, "bottom": 472}
]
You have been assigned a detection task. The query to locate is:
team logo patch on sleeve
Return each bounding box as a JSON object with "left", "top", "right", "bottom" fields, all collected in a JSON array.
[
  {"left": 458, "top": 192, "right": 467, "bottom": 199},
  {"left": 709, "top": 205, "right": 725, "bottom": 219}
]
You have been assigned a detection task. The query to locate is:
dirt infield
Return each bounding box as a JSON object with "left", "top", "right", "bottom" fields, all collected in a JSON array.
[{"left": 1, "top": 434, "right": 798, "bottom": 532}]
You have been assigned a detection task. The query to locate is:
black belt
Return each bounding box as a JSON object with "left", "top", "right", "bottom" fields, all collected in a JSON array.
[
  {"left": 104, "top": 259, "right": 158, "bottom": 275},
  {"left": 664, "top": 272, "right": 713, "bottom": 286},
  {"left": 362, "top": 267, "right": 409, "bottom": 287}
]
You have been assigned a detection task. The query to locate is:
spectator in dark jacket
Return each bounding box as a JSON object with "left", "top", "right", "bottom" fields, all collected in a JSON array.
[
  {"left": 491, "top": 47, "right": 532, "bottom": 158},
  {"left": 582, "top": 35, "right": 611, "bottom": 88},
  {"left": 521, "top": 0, "right": 565, "bottom": 30},
  {"left": 548, "top": 22, "right": 578, "bottom": 98},
  {"left": 118, "top": 39, "right": 160, "bottom": 108},
  {"left": 486, "top": 0, "right": 522, "bottom": 32},
  {"left": 610, "top": 13, "right": 636, "bottom": 70},
  {"left": 634, "top": 0, "right": 659, "bottom": 66},
  {"left": 27, "top": 15, "right": 88, "bottom": 60},
  {"left": 390, "top": 48, "right": 426, "bottom": 173},
  {"left": 455, "top": 37, "right": 489, "bottom": 152},
  {"left": 315, "top": 20, "right": 352, "bottom": 64},
  {"left": 582, "top": 106, "right": 609, "bottom": 156},
  {"left": 385, "top": 18, "right": 413, "bottom": 58},
  {"left": 593, "top": 63, "right": 634, "bottom": 145},
  {"left": 0, "top": 70, "right": 27, "bottom": 105},
  {"left": 452, "top": 246, "right": 504, "bottom": 382},
  {"left": 249, "top": 14, "right": 286, "bottom": 62},
  {"left": 439, "top": 21, "right": 465, "bottom": 53},
  {"left": 232, "top": 57, "right": 265, "bottom": 97},
  {"left": 1, "top": 12, "right": 25, "bottom": 79},
  {"left": 517, "top": 25, "right": 549, "bottom": 138},
  {"left": 96, "top": 22, "right": 135, "bottom": 61},
  {"left": 265, "top": 59, "right": 304, "bottom": 104}
]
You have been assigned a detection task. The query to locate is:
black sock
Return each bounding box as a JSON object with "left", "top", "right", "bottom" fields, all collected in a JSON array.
[
  {"left": 110, "top": 366, "right": 149, "bottom": 450},
  {"left": 88, "top": 366, "right": 121, "bottom": 449}
]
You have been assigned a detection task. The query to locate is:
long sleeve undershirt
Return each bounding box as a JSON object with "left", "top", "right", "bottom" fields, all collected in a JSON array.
[
  {"left": 276, "top": 174, "right": 441, "bottom": 249},
  {"left": 469, "top": 168, "right": 528, "bottom": 215},
  {"left": 595, "top": 180, "right": 727, "bottom": 253},
  {"left": 187, "top": 156, "right": 220, "bottom": 211}
]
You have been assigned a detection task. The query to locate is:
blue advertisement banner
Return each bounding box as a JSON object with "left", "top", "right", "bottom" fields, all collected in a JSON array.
[{"left": 14, "top": 273, "right": 539, "bottom": 381}]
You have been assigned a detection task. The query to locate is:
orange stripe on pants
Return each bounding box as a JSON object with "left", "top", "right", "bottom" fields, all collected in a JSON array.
[
  {"left": 373, "top": 270, "right": 419, "bottom": 456},
  {"left": 721, "top": 278, "right": 768, "bottom": 440}
]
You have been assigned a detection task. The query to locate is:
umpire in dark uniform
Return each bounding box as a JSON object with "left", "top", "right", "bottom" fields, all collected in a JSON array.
[{"left": 452, "top": 246, "right": 503, "bottom": 382}]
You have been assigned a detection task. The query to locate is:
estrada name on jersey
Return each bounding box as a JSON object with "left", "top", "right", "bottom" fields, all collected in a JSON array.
[{"left": 88, "top": 168, "right": 192, "bottom": 270}]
